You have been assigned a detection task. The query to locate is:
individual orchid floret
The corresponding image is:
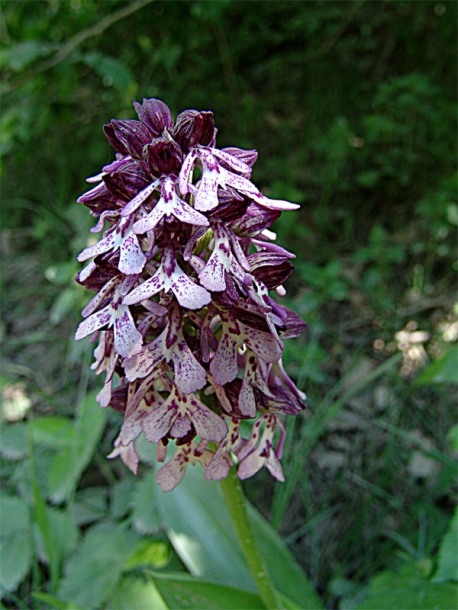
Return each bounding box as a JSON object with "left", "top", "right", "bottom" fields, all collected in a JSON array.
[
  {"left": 75, "top": 96, "right": 307, "bottom": 491},
  {"left": 124, "top": 300, "right": 206, "bottom": 395},
  {"left": 187, "top": 219, "right": 250, "bottom": 292},
  {"left": 75, "top": 278, "right": 142, "bottom": 359},
  {"left": 132, "top": 176, "right": 208, "bottom": 235},
  {"left": 140, "top": 383, "right": 228, "bottom": 445},
  {"left": 210, "top": 310, "right": 283, "bottom": 386},
  {"left": 107, "top": 433, "right": 139, "bottom": 475},
  {"left": 236, "top": 414, "right": 286, "bottom": 481},
  {"left": 156, "top": 439, "right": 214, "bottom": 492},
  {"left": 123, "top": 246, "right": 211, "bottom": 310},
  {"left": 77, "top": 214, "right": 146, "bottom": 276}
]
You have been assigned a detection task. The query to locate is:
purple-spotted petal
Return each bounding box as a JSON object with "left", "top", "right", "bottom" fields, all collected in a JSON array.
[{"left": 112, "top": 305, "right": 143, "bottom": 358}]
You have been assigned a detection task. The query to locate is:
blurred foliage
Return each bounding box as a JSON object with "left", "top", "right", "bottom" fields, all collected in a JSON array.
[{"left": 1, "top": 0, "right": 457, "bottom": 608}]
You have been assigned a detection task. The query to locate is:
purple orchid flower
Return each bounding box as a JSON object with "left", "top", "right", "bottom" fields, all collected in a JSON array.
[{"left": 75, "top": 98, "right": 307, "bottom": 492}]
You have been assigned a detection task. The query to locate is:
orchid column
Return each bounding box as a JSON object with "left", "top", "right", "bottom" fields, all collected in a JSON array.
[{"left": 75, "top": 98, "right": 306, "bottom": 491}]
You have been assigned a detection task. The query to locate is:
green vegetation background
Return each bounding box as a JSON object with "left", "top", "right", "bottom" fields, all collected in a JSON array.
[{"left": 1, "top": 1, "right": 457, "bottom": 608}]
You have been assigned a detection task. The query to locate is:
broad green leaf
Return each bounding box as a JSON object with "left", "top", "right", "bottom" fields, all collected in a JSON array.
[
  {"left": 0, "top": 493, "right": 30, "bottom": 537},
  {"left": 108, "top": 575, "right": 167, "bottom": 610},
  {"left": 0, "top": 531, "right": 33, "bottom": 592},
  {"left": 29, "top": 416, "right": 75, "bottom": 449},
  {"left": 247, "top": 503, "right": 324, "bottom": 609},
  {"left": 0, "top": 423, "right": 28, "bottom": 460},
  {"left": 149, "top": 573, "right": 265, "bottom": 609},
  {"left": 70, "top": 487, "right": 108, "bottom": 526},
  {"left": 47, "top": 391, "right": 108, "bottom": 502},
  {"left": 156, "top": 465, "right": 323, "bottom": 608},
  {"left": 356, "top": 571, "right": 458, "bottom": 609},
  {"left": 415, "top": 345, "right": 458, "bottom": 385},
  {"left": 58, "top": 522, "right": 141, "bottom": 609},
  {"left": 156, "top": 465, "right": 253, "bottom": 591},
  {"left": 434, "top": 509, "right": 458, "bottom": 582},
  {"left": 0, "top": 496, "right": 32, "bottom": 592},
  {"left": 131, "top": 474, "right": 161, "bottom": 535}
]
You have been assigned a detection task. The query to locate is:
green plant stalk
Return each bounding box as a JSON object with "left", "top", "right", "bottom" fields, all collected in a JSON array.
[{"left": 220, "top": 467, "right": 280, "bottom": 610}]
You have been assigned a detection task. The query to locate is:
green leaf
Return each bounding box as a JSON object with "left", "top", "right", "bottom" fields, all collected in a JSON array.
[
  {"left": 149, "top": 573, "right": 265, "bottom": 610},
  {"left": 131, "top": 474, "right": 161, "bottom": 535},
  {"left": 0, "top": 423, "right": 28, "bottom": 460},
  {"left": 356, "top": 572, "right": 458, "bottom": 609},
  {"left": 124, "top": 539, "right": 169, "bottom": 571},
  {"left": 246, "top": 503, "right": 324, "bottom": 609},
  {"left": 58, "top": 522, "right": 141, "bottom": 609},
  {"left": 108, "top": 575, "right": 167, "bottom": 610},
  {"left": 49, "top": 288, "right": 78, "bottom": 325},
  {"left": 47, "top": 391, "right": 108, "bottom": 502},
  {"left": 156, "top": 466, "right": 253, "bottom": 591},
  {"left": 110, "top": 477, "right": 136, "bottom": 521},
  {"left": 434, "top": 509, "right": 458, "bottom": 582},
  {"left": 0, "top": 493, "right": 30, "bottom": 537},
  {"left": 156, "top": 465, "right": 323, "bottom": 608},
  {"left": 32, "top": 591, "right": 84, "bottom": 609},
  {"left": 415, "top": 345, "right": 458, "bottom": 385},
  {"left": 34, "top": 506, "right": 80, "bottom": 566},
  {"left": 0, "top": 494, "right": 33, "bottom": 591},
  {"left": 0, "top": 41, "right": 54, "bottom": 71},
  {"left": 71, "top": 487, "right": 108, "bottom": 526},
  {"left": 82, "top": 53, "right": 136, "bottom": 93},
  {"left": 29, "top": 416, "right": 75, "bottom": 450},
  {"left": 0, "top": 531, "right": 33, "bottom": 592}
]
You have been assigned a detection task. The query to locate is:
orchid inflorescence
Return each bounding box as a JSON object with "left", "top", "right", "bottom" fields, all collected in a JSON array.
[{"left": 75, "top": 98, "right": 306, "bottom": 492}]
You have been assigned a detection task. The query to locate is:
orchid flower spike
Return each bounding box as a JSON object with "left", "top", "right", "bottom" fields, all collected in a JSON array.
[{"left": 75, "top": 98, "right": 307, "bottom": 491}]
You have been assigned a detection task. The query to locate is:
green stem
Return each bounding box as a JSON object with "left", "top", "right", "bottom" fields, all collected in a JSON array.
[{"left": 220, "top": 468, "right": 280, "bottom": 610}]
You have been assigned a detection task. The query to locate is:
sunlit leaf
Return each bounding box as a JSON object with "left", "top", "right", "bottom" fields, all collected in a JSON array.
[
  {"left": 108, "top": 575, "right": 167, "bottom": 610},
  {"left": 156, "top": 465, "right": 323, "bottom": 608},
  {"left": 124, "top": 539, "right": 169, "bottom": 570}
]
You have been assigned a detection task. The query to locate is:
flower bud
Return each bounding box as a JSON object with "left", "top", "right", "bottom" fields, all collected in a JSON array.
[
  {"left": 144, "top": 137, "right": 183, "bottom": 176},
  {"left": 134, "top": 98, "right": 173, "bottom": 136},
  {"left": 103, "top": 119, "right": 152, "bottom": 159},
  {"left": 173, "top": 109, "right": 215, "bottom": 151}
]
